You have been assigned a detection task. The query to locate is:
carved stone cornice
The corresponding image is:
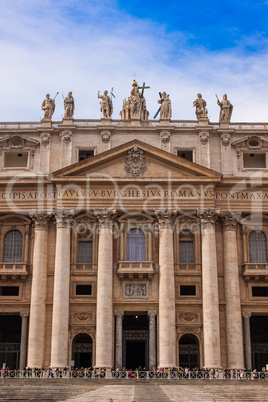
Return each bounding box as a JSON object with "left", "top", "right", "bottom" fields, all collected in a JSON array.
[
  {"left": 60, "top": 130, "right": 72, "bottom": 144},
  {"left": 148, "top": 310, "right": 157, "bottom": 319},
  {"left": 94, "top": 209, "right": 116, "bottom": 227},
  {"left": 40, "top": 133, "right": 50, "bottom": 147},
  {"left": 55, "top": 210, "right": 74, "bottom": 229},
  {"left": 114, "top": 311, "right": 124, "bottom": 319},
  {"left": 197, "top": 208, "right": 220, "bottom": 228},
  {"left": 220, "top": 212, "right": 240, "bottom": 231},
  {"left": 242, "top": 312, "right": 251, "bottom": 319},
  {"left": 155, "top": 209, "right": 176, "bottom": 228},
  {"left": 29, "top": 211, "right": 53, "bottom": 230}
]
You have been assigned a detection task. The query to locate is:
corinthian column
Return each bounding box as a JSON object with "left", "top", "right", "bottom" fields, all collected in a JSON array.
[
  {"left": 115, "top": 311, "right": 124, "bottom": 369},
  {"left": 156, "top": 210, "right": 176, "bottom": 368},
  {"left": 198, "top": 209, "right": 221, "bottom": 369},
  {"left": 94, "top": 209, "right": 116, "bottom": 368},
  {"left": 50, "top": 211, "right": 72, "bottom": 368},
  {"left": 148, "top": 311, "right": 157, "bottom": 369},
  {"left": 221, "top": 213, "right": 244, "bottom": 369},
  {"left": 28, "top": 211, "right": 52, "bottom": 368}
]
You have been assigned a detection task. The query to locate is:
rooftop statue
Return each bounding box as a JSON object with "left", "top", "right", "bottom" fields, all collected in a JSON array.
[
  {"left": 193, "top": 93, "right": 208, "bottom": 120},
  {"left": 98, "top": 90, "right": 113, "bottom": 118},
  {"left": 41, "top": 93, "right": 56, "bottom": 120},
  {"left": 157, "top": 92, "right": 172, "bottom": 119},
  {"left": 64, "top": 92, "right": 75, "bottom": 118},
  {"left": 216, "top": 94, "right": 233, "bottom": 123},
  {"left": 120, "top": 80, "right": 149, "bottom": 120}
]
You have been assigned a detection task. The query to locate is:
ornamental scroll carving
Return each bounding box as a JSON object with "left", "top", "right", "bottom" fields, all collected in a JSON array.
[
  {"left": 221, "top": 133, "right": 231, "bottom": 147},
  {"left": 125, "top": 284, "right": 147, "bottom": 297},
  {"left": 179, "top": 313, "right": 199, "bottom": 323},
  {"left": 101, "top": 131, "right": 111, "bottom": 143},
  {"left": 199, "top": 132, "right": 210, "bottom": 145},
  {"left": 40, "top": 133, "right": 50, "bottom": 147},
  {"left": 160, "top": 131, "right": 170, "bottom": 144},
  {"left": 60, "top": 131, "right": 72, "bottom": 144},
  {"left": 73, "top": 312, "right": 94, "bottom": 321},
  {"left": 124, "top": 147, "right": 148, "bottom": 177}
]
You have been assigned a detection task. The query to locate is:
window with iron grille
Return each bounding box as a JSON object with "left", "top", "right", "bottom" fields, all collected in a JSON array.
[
  {"left": 3, "top": 230, "right": 23, "bottom": 262},
  {"left": 126, "top": 228, "right": 145, "bottom": 261},
  {"left": 249, "top": 230, "right": 268, "bottom": 263},
  {"left": 179, "top": 241, "right": 194, "bottom": 263},
  {"left": 78, "top": 241, "right": 92, "bottom": 263}
]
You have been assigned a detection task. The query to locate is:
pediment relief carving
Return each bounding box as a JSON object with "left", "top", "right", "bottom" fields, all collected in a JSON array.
[
  {"left": 0, "top": 135, "right": 39, "bottom": 149},
  {"left": 232, "top": 135, "right": 268, "bottom": 150}
]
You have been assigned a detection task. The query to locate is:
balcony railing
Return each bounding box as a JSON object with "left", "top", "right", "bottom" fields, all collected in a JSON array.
[
  {"left": 118, "top": 261, "right": 154, "bottom": 280},
  {"left": 71, "top": 263, "right": 97, "bottom": 273},
  {"left": 176, "top": 263, "right": 202, "bottom": 271},
  {"left": 242, "top": 263, "right": 268, "bottom": 281},
  {"left": 0, "top": 263, "right": 29, "bottom": 280}
]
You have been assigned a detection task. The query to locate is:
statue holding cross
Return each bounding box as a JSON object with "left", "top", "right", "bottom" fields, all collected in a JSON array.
[
  {"left": 120, "top": 79, "right": 150, "bottom": 121},
  {"left": 157, "top": 92, "right": 172, "bottom": 120}
]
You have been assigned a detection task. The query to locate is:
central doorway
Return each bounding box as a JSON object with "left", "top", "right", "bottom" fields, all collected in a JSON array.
[{"left": 122, "top": 313, "right": 149, "bottom": 370}]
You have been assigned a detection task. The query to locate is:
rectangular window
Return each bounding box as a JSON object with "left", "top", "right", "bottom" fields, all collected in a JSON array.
[
  {"left": 0, "top": 286, "right": 19, "bottom": 296},
  {"left": 78, "top": 241, "right": 92, "bottom": 263},
  {"left": 177, "top": 150, "right": 193, "bottom": 162},
  {"left": 180, "top": 285, "right": 196, "bottom": 296},
  {"left": 179, "top": 241, "right": 194, "bottom": 263},
  {"left": 4, "top": 152, "right": 28, "bottom": 168},
  {"left": 76, "top": 284, "right": 92, "bottom": 296},
  {"left": 79, "top": 150, "right": 94, "bottom": 162},
  {"left": 243, "top": 153, "right": 266, "bottom": 168},
  {"left": 252, "top": 287, "right": 268, "bottom": 297}
]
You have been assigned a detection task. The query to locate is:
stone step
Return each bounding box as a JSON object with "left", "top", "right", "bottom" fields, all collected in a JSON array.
[{"left": 134, "top": 384, "right": 171, "bottom": 401}]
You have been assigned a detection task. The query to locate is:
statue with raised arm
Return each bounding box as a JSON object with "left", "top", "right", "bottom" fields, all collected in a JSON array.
[
  {"left": 216, "top": 94, "right": 233, "bottom": 123},
  {"left": 193, "top": 93, "right": 208, "bottom": 120},
  {"left": 158, "top": 92, "right": 172, "bottom": 119},
  {"left": 64, "top": 91, "right": 75, "bottom": 118},
  {"left": 41, "top": 94, "right": 55, "bottom": 120},
  {"left": 98, "top": 90, "right": 113, "bottom": 118}
]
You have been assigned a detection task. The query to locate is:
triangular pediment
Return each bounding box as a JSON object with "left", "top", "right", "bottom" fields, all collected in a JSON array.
[{"left": 51, "top": 140, "right": 222, "bottom": 183}]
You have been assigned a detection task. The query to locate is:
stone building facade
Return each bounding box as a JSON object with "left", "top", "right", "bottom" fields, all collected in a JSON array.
[{"left": 0, "top": 85, "right": 268, "bottom": 371}]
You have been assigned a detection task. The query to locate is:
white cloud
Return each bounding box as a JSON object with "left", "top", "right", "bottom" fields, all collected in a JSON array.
[{"left": 0, "top": 0, "right": 268, "bottom": 122}]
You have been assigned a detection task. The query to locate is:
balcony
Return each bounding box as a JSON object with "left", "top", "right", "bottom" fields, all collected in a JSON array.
[
  {"left": 0, "top": 263, "right": 29, "bottom": 280},
  {"left": 71, "top": 263, "right": 97, "bottom": 275},
  {"left": 117, "top": 261, "right": 154, "bottom": 280},
  {"left": 175, "top": 263, "right": 202, "bottom": 275},
  {"left": 242, "top": 263, "right": 268, "bottom": 281}
]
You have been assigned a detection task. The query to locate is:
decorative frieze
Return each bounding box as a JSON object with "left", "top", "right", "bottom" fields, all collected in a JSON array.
[
  {"left": 178, "top": 313, "right": 199, "bottom": 323},
  {"left": 73, "top": 312, "right": 94, "bottom": 321},
  {"left": 125, "top": 283, "right": 147, "bottom": 297}
]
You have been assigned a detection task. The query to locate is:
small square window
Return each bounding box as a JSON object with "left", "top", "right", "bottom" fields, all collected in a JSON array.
[
  {"left": 0, "top": 286, "right": 19, "bottom": 296},
  {"left": 79, "top": 150, "right": 94, "bottom": 162},
  {"left": 76, "top": 284, "right": 92, "bottom": 296},
  {"left": 252, "top": 286, "right": 268, "bottom": 297},
  {"left": 243, "top": 153, "right": 266, "bottom": 168},
  {"left": 180, "top": 285, "right": 196, "bottom": 296},
  {"left": 177, "top": 150, "right": 193, "bottom": 162}
]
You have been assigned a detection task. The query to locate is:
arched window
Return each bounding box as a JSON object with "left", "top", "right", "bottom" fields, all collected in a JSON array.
[
  {"left": 249, "top": 230, "right": 268, "bottom": 263},
  {"left": 127, "top": 228, "right": 145, "bottom": 261},
  {"left": 3, "top": 230, "right": 23, "bottom": 262}
]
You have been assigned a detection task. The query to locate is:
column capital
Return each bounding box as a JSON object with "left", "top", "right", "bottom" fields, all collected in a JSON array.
[
  {"left": 155, "top": 209, "right": 176, "bottom": 228},
  {"left": 242, "top": 311, "right": 252, "bottom": 319},
  {"left": 55, "top": 209, "right": 74, "bottom": 229},
  {"left": 148, "top": 310, "right": 158, "bottom": 319},
  {"left": 94, "top": 208, "right": 117, "bottom": 226},
  {"left": 220, "top": 212, "right": 240, "bottom": 231},
  {"left": 197, "top": 208, "right": 220, "bottom": 228},
  {"left": 29, "top": 210, "right": 53, "bottom": 230},
  {"left": 20, "top": 311, "right": 29, "bottom": 318},
  {"left": 114, "top": 310, "right": 124, "bottom": 318}
]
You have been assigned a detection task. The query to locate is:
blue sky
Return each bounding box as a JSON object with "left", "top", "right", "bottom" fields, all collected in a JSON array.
[{"left": 1, "top": 0, "right": 268, "bottom": 122}]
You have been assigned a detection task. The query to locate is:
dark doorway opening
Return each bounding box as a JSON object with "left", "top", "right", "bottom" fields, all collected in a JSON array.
[
  {"left": 250, "top": 315, "right": 268, "bottom": 371},
  {"left": 0, "top": 315, "right": 21, "bottom": 370},
  {"left": 126, "top": 341, "right": 146, "bottom": 370},
  {"left": 179, "top": 334, "right": 200, "bottom": 369},
  {"left": 122, "top": 313, "right": 149, "bottom": 370},
  {"left": 72, "top": 334, "right": 92, "bottom": 369}
]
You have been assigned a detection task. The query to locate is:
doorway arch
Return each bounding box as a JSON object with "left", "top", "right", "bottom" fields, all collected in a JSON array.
[
  {"left": 72, "top": 334, "right": 93, "bottom": 368},
  {"left": 179, "top": 334, "right": 200, "bottom": 369}
]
